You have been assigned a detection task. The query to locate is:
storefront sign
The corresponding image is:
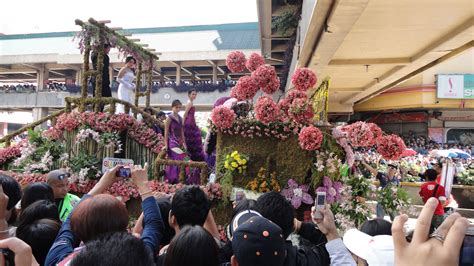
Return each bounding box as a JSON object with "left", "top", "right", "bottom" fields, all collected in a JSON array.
[{"left": 437, "top": 74, "right": 474, "bottom": 99}]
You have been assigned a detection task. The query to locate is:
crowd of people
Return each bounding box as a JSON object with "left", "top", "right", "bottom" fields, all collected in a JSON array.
[
  {"left": 0, "top": 163, "right": 470, "bottom": 266},
  {"left": 0, "top": 82, "right": 70, "bottom": 93}
]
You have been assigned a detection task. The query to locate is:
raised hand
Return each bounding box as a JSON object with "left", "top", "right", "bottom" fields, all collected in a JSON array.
[
  {"left": 88, "top": 165, "right": 121, "bottom": 196},
  {"left": 0, "top": 237, "right": 39, "bottom": 266},
  {"left": 312, "top": 205, "right": 339, "bottom": 241},
  {"left": 392, "top": 197, "right": 468, "bottom": 266}
]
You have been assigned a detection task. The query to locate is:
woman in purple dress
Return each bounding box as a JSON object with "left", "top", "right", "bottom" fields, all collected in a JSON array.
[
  {"left": 183, "top": 89, "right": 206, "bottom": 184},
  {"left": 164, "top": 100, "right": 187, "bottom": 184}
]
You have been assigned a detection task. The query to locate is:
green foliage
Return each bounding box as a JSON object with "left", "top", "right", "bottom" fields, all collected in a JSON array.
[
  {"left": 271, "top": 9, "right": 300, "bottom": 36},
  {"left": 68, "top": 152, "right": 101, "bottom": 179},
  {"left": 376, "top": 184, "right": 411, "bottom": 215}
]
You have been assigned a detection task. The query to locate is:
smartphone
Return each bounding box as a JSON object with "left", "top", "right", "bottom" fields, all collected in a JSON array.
[
  {"left": 0, "top": 249, "right": 14, "bottom": 266},
  {"left": 116, "top": 166, "right": 131, "bottom": 178},
  {"left": 314, "top": 192, "right": 326, "bottom": 219},
  {"left": 235, "top": 191, "right": 245, "bottom": 203}
]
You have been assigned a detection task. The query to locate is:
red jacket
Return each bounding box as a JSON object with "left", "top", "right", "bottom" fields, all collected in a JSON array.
[{"left": 419, "top": 181, "right": 446, "bottom": 215}]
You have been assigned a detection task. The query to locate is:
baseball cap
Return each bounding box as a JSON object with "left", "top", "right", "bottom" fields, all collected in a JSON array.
[
  {"left": 232, "top": 216, "right": 286, "bottom": 266},
  {"left": 226, "top": 210, "right": 261, "bottom": 241},
  {"left": 343, "top": 229, "right": 394, "bottom": 266},
  {"left": 387, "top": 164, "right": 398, "bottom": 170},
  {"left": 47, "top": 169, "right": 71, "bottom": 181}
]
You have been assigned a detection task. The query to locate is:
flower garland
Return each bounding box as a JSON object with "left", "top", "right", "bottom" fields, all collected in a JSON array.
[
  {"left": 211, "top": 106, "right": 236, "bottom": 130},
  {"left": 233, "top": 76, "right": 259, "bottom": 101},
  {"left": 226, "top": 51, "right": 247, "bottom": 73},
  {"left": 376, "top": 134, "right": 407, "bottom": 160},
  {"left": 254, "top": 96, "right": 280, "bottom": 124},
  {"left": 211, "top": 119, "right": 303, "bottom": 141},
  {"left": 298, "top": 126, "right": 323, "bottom": 151},
  {"left": 245, "top": 53, "right": 265, "bottom": 72},
  {"left": 291, "top": 68, "right": 317, "bottom": 91},
  {"left": 281, "top": 179, "right": 312, "bottom": 209}
]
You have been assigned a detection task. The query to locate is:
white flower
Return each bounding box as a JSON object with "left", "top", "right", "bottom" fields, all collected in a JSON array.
[
  {"left": 78, "top": 168, "right": 89, "bottom": 181},
  {"left": 294, "top": 188, "right": 303, "bottom": 197}
]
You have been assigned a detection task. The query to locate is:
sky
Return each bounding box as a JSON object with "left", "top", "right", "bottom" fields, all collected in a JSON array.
[{"left": 1, "top": 0, "right": 258, "bottom": 34}]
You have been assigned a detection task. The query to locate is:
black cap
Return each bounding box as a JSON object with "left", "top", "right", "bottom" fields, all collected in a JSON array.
[
  {"left": 232, "top": 216, "right": 286, "bottom": 266},
  {"left": 226, "top": 210, "right": 261, "bottom": 241},
  {"left": 387, "top": 164, "right": 398, "bottom": 169}
]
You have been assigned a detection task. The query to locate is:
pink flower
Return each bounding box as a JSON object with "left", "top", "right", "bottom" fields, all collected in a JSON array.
[
  {"left": 254, "top": 96, "right": 280, "bottom": 124},
  {"left": 226, "top": 51, "right": 246, "bottom": 73},
  {"left": 376, "top": 134, "right": 407, "bottom": 160},
  {"left": 298, "top": 126, "right": 323, "bottom": 151},
  {"left": 252, "top": 65, "right": 279, "bottom": 94},
  {"left": 234, "top": 76, "right": 259, "bottom": 100},
  {"left": 342, "top": 122, "right": 383, "bottom": 147},
  {"left": 281, "top": 179, "right": 313, "bottom": 209},
  {"left": 245, "top": 53, "right": 265, "bottom": 72},
  {"left": 288, "top": 98, "right": 314, "bottom": 125},
  {"left": 211, "top": 106, "right": 236, "bottom": 129},
  {"left": 0, "top": 145, "right": 22, "bottom": 165},
  {"left": 291, "top": 68, "right": 317, "bottom": 91}
]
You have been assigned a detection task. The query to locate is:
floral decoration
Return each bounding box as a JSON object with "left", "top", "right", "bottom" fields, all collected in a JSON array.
[
  {"left": 226, "top": 51, "right": 247, "bottom": 73},
  {"left": 0, "top": 144, "right": 21, "bottom": 166},
  {"left": 281, "top": 178, "right": 313, "bottom": 209},
  {"left": 332, "top": 126, "right": 355, "bottom": 167},
  {"left": 211, "top": 106, "right": 237, "bottom": 130},
  {"left": 254, "top": 96, "right": 280, "bottom": 124},
  {"left": 245, "top": 53, "right": 265, "bottom": 72},
  {"left": 291, "top": 68, "right": 317, "bottom": 91},
  {"left": 234, "top": 76, "right": 259, "bottom": 101},
  {"left": 376, "top": 134, "right": 407, "bottom": 160},
  {"left": 298, "top": 126, "right": 323, "bottom": 151},
  {"left": 247, "top": 167, "right": 281, "bottom": 193},
  {"left": 288, "top": 98, "right": 314, "bottom": 125},
  {"left": 224, "top": 151, "right": 248, "bottom": 174},
  {"left": 251, "top": 65, "right": 279, "bottom": 94},
  {"left": 342, "top": 122, "right": 383, "bottom": 148},
  {"left": 210, "top": 119, "right": 303, "bottom": 141}
]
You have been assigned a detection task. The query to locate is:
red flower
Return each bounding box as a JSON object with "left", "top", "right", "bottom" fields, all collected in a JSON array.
[
  {"left": 298, "top": 126, "right": 323, "bottom": 151},
  {"left": 291, "top": 68, "right": 317, "bottom": 91},
  {"left": 211, "top": 106, "right": 236, "bottom": 129},
  {"left": 255, "top": 96, "right": 280, "bottom": 124},
  {"left": 245, "top": 53, "right": 265, "bottom": 72},
  {"left": 376, "top": 134, "right": 406, "bottom": 160},
  {"left": 234, "top": 76, "right": 259, "bottom": 100},
  {"left": 288, "top": 98, "right": 314, "bottom": 125},
  {"left": 226, "top": 51, "right": 246, "bottom": 73},
  {"left": 0, "top": 145, "right": 21, "bottom": 165},
  {"left": 342, "top": 122, "right": 383, "bottom": 147}
]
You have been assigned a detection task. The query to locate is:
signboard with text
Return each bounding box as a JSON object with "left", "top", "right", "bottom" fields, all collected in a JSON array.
[{"left": 437, "top": 74, "right": 474, "bottom": 99}]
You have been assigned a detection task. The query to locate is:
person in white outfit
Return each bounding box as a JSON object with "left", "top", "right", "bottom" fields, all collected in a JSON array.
[{"left": 116, "top": 56, "right": 136, "bottom": 114}]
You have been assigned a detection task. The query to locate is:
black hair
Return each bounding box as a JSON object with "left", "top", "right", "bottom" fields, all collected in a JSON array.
[
  {"left": 104, "top": 43, "right": 111, "bottom": 49},
  {"left": 18, "top": 200, "right": 60, "bottom": 226},
  {"left": 21, "top": 182, "right": 55, "bottom": 210},
  {"left": 171, "top": 99, "right": 182, "bottom": 108},
  {"left": 188, "top": 89, "right": 197, "bottom": 96},
  {"left": 0, "top": 173, "right": 22, "bottom": 210},
  {"left": 171, "top": 186, "right": 210, "bottom": 228},
  {"left": 16, "top": 218, "right": 61, "bottom": 266},
  {"left": 157, "top": 111, "right": 166, "bottom": 118},
  {"left": 255, "top": 191, "right": 294, "bottom": 238},
  {"left": 425, "top": 169, "right": 438, "bottom": 181},
  {"left": 142, "top": 197, "right": 175, "bottom": 246},
  {"left": 143, "top": 107, "right": 155, "bottom": 115},
  {"left": 232, "top": 199, "right": 257, "bottom": 219},
  {"left": 125, "top": 56, "right": 136, "bottom": 64},
  {"left": 360, "top": 219, "right": 392, "bottom": 236},
  {"left": 71, "top": 232, "right": 154, "bottom": 266},
  {"left": 164, "top": 225, "right": 219, "bottom": 266}
]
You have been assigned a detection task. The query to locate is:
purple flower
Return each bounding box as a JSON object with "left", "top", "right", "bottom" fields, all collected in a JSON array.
[
  {"left": 281, "top": 179, "right": 313, "bottom": 209},
  {"left": 322, "top": 176, "right": 332, "bottom": 188}
]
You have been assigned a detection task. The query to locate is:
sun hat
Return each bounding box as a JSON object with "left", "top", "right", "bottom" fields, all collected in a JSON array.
[{"left": 343, "top": 228, "right": 394, "bottom": 266}]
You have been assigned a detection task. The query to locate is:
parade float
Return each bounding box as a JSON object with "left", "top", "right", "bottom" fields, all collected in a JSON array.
[{"left": 0, "top": 18, "right": 417, "bottom": 231}]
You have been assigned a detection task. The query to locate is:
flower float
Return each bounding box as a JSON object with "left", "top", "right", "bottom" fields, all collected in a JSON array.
[
  {"left": 315, "top": 176, "right": 343, "bottom": 204},
  {"left": 252, "top": 65, "right": 279, "bottom": 94},
  {"left": 245, "top": 53, "right": 265, "bottom": 72},
  {"left": 254, "top": 96, "right": 280, "bottom": 124},
  {"left": 376, "top": 134, "right": 407, "bottom": 160},
  {"left": 224, "top": 150, "right": 248, "bottom": 174},
  {"left": 234, "top": 76, "right": 259, "bottom": 100},
  {"left": 342, "top": 121, "right": 383, "bottom": 147},
  {"left": 247, "top": 167, "right": 281, "bottom": 193}
]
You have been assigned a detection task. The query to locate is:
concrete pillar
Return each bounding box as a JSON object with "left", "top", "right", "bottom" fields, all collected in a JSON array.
[
  {"left": 32, "top": 107, "right": 49, "bottom": 129},
  {"left": 75, "top": 70, "right": 82, "bottom": 86},
  {"left": 212, "top": 65, "right": 218, "bottom": 84},
  {"left": 36, "top": 67, "right": 49, "bottom": 91},
  {"left": 176, "top": 65, "right": 181, "bottom": 85}
]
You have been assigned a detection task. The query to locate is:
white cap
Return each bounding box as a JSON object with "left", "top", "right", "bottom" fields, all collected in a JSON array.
[{"left": 343, "top": 229, "right": 394, "bottom": 266}]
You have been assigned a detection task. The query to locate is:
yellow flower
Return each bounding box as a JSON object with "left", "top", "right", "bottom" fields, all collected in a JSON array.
[
  {"left": 231, "top": 162, "right": 238, "bottom": 168},
  {"left": 226, "top": 155, "right": 230, "bottom": 160},
  {"left": 241, "top": 159, "right": 247, "bottom": 165},
  {"left": 224, "top": 161, "right": 229, "bottom": 169},
  {"left": 231, "top": 151, "right": 238, "bottom": 157}
]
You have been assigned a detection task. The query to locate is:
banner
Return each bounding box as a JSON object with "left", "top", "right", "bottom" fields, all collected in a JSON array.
[
  {"left": 437, "top": 74, "right": 474, "bottom": 99},
  {"left": 428, "top": 128, "right": 444, "bottom": 143}
]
